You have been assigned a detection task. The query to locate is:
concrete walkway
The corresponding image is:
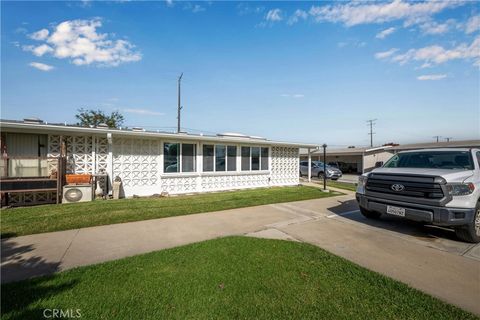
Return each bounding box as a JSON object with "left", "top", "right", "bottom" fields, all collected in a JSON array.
[{"left": 2, "top": 191, "right": 479, "bottom": 315}]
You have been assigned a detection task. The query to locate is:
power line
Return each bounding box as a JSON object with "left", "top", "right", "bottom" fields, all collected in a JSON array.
[
  {"left": 366, "top": 119, "right": 377, "bottom": 147},
  {"left": 433, "top": 135, "right": 441, "bottom": 143}
]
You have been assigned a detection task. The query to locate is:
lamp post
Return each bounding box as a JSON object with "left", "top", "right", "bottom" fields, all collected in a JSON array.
[{"left": 322, "top": 144, "right": 327, "bottom": 190}]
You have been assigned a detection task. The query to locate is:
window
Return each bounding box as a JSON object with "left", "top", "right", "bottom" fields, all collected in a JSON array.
[
  {"left": 216, "top": 145, "right": 226, "bottom": 171},
  {"left": 203, "top": 144, "right": 237, "bottom": 172},
  {"left": 227, "top": 146, "right": 237, "bottom": 171},
  {"left": 241, "top": 146, "right": 269, "bottom": 171},
  {"left": 164, "top": 143, "right": 179, "bottom": 172},
  {"left": 164, "top": 142, "right": 196, "bottom": 173},
  {"left": 261, "top": 147, "right": 269, "bottom": 170},
  {"left": 182, "top": 144, "right": 196, "bottom": 172},
  {"left": 241, "top": 147, "right": 250, "bottom": 171},
  {"left": 203, "top": 145, "right": 214, "bottom": 172},
  {"left": 251, "top": 147, "right": 260, "bottom": 170},
  {"left": 384, "top": 151, "right": 474, "bottom": 170}
]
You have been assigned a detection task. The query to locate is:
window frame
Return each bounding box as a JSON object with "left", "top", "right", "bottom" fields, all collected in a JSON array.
[
  {"left": 202, "top": 144, "right": 238, "bottom": 173},
  {"left": 241, "top": 145, "right": 270, "bottom": 172},
  {"left": 163, "top": 141, "right": 197, "bottom": 174}
]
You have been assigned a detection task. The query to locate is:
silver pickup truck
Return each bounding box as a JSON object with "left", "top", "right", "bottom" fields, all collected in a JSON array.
[{"left": 356, "top": 148, "right": 480, "bottom": 243}]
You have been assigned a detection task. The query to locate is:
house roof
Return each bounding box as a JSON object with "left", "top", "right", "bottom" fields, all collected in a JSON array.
[
  {"left": 0, "top": 119, "right": 319, "bottom": 148},
  {"left": 300, "top": 145, "right": 392, "bottom": 156}
]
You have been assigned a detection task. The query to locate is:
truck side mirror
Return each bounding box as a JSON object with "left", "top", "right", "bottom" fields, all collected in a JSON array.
[{"left": 375, "top": 161, "right": 383, "bottom": 168}]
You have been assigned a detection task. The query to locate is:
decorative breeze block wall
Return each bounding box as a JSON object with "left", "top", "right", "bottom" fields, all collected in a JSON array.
[
  {"left": 270, "top": 146, "right": 299, "bottom": 186},
  {"left": 112, "top": 138, "right": 160, "bottom": 188}
]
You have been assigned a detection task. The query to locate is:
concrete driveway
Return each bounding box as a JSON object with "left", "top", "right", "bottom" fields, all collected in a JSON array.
[{"left": 2, "top": 190, "right": 479, "bottom": 315}]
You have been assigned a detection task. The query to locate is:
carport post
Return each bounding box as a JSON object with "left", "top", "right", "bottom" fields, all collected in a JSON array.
[
  {"left": 322, "top": 144, "right": 327, "bottom": 190},
  {"left": 307, "top": 148, "right": 311, "bottom": 182}
]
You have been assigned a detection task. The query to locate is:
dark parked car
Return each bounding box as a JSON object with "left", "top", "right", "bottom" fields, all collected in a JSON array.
[{"left": 328, "top": 161, "right": 358, "bottom": 173}]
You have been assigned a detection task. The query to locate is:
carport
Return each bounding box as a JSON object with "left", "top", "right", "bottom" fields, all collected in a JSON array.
[{"left": 300, "top": 146, "right": 394, "bottom": 174}]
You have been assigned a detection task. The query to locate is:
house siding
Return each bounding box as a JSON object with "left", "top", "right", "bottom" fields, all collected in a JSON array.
[{"left": 46, "top": 134, "right": 300, "bottom": 197}]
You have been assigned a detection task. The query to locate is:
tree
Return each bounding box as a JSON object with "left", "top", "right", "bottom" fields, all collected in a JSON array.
[{"left": 75, "top": 108, "right": 125, "bottom": 128}]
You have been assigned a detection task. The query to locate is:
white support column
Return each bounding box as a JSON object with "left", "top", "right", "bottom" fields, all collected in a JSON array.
[
  {"left": 92, "top": 135, "right": 96, "bottom": 174},
  {"left": 236, "top": 144, "right": 241, "bottom": 172},
  {"left": 106, "top": 133, "right": 113, "bottom": 195},
  {"left": 307, "top": 148, "right": 311, "bottom": 182},
  {"left": 196, "top": 142, "right": 202, "bottom": 192}
]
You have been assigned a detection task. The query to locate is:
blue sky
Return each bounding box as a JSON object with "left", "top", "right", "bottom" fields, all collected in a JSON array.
[{"left": 1, "top": 1, "right": 479, "bottom": 147}]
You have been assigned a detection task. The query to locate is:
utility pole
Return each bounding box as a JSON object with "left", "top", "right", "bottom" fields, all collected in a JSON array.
[
  {"left": 367, "top": 119, "right": 377, "bottom": 147},
  {"left": 433, "top": 135, "right": 441, "bottom": 143},
  {"left": 445, "top": 137, "right": 452, "bottom": 142},
  {"left": 177, "top": 72, "right": 183, "bottom": 133}
]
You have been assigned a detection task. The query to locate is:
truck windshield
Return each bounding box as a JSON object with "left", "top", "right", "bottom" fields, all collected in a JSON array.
[{"left": 383, "top": 151, "right": 474, "bottom": 170}]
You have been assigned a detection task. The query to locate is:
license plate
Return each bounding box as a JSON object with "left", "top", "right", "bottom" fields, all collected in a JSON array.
[{"left": 386, "top": 205, "right": 405, "bottom": 217}]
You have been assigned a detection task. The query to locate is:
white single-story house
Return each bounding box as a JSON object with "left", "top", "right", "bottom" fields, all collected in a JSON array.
[{"left": 0, "top": 119, "right": 318, "bottom": 205}]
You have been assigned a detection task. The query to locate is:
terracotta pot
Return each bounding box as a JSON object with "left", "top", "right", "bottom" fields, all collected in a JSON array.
[{"left": 66, "top": 174, "right": 92, "bottom": 184}]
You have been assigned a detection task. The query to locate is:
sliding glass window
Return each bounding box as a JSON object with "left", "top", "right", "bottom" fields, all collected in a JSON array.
[
  {"left": 251, "top": 147, "right": 260, "bottom": 171},
  {"left": 241, "top": 147, "right": 250, "bottom": 171},
  {"left": 164, "top": 142, "right": 196, "bottom": 173},
  {"left": 203, "top": 145, "right": 214, "bottom": 172},
  {"left": 240, "top": 146, "right": 269, "bottom": 171},
  {"left": 216, "top": 145, "right": 226, "bottom": 171},
  {"left": 203, "top": 145, "right": 238, "bottom": 172},
  {"left": 182, "top": 144, "right": 196, "bottom": 172},
  {"left": 261, "top": 147, "right": 269, "bottom": 170},
  {"left": 164, "top": 143, "right": 180, "bottom": 173},
  {"left": 227, "top": 146, "right": 237, "bottom": 171}
]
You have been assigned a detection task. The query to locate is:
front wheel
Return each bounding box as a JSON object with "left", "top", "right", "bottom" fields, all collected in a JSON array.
[
  {"left": 455, "top": 203, "right": 480, "bottom": 243},
  {"left": 360, "top": 206, "right": 381, "bottom": 219},
  {"left": 317, "top": 172, "right": 324, "bottom": 180}
]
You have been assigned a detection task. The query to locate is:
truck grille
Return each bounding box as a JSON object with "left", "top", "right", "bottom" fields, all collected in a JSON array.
[{"left": 366, "top": 173, "right": 445, "bottom": 199}]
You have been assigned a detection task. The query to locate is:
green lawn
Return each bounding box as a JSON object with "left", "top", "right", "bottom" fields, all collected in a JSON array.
[
  {"left": 2, "top": 237, "right": 475, "bottom": 320},
  {"left": 327, "top": 180, "right": 357, "bottom": 192},
  {"left": 1, "top": 186, "right": 338, "bottom": 238}
]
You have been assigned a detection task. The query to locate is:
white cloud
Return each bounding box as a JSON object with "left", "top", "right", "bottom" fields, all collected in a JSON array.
[
  {"left": 376, "top": 27, "right": 396, "bottom": 39},
  {"left": 389, "top": 36, "right": 480, "bottom": 66},
  {"left": 417, "top": 74, "right": 447, "bottom": 80},
  {"left": 374, "top": 48, "right": 399, "bottom": 59},
  {"left": 419, "top": 19, "right": 456, "bottom": 35},
  {"left": 266, "top": 8, "right": 282, "bottom": 22},
  {"left": 123, "top": 108, "right": 165, "bottom": 116},
  {"left": 465, "top": 15, "right": 480, "bottom": 34},
  {"left": 25, "top": 19, "right": 141, "bottom": 67},
  {"left": 29, "top": 62, "right": 54, "bottom": 71},
  {"left": 165, "top": 0, "right": 174, "bottom": 7},
  {"left": 26, "top": 44, "right": 54, "bottom": 56},
  {"left": 288, "top": 9, "right": 308, "bottom": 25},
  {"left": 308, "top": 0, "right": 464, "bottom": 27},
  {"left": 30, "top": 28, "right": 49, "bottom": 40},
  {"left": 281, "top": 93, "right": 304, "bottom": 98},
  {"left": 183, "top": 3, "right": 205, "bottom": 13}
]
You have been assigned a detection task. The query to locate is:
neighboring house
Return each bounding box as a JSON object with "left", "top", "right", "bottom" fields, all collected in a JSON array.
[
  {"left": 300, "top": 139, "right": 480, "bottom": 174},
  {"left": 0, "top": 119, "right": 317, "bottom": 205}
]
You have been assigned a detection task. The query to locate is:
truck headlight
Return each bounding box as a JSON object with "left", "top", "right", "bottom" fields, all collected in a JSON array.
[
  {"left": 446, "top": 183, "right": 475, "bottom": 196},
  {"left": 358, "top": 175, "right": 368, "bottom": 187}
]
